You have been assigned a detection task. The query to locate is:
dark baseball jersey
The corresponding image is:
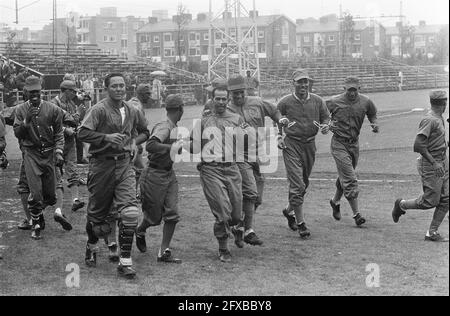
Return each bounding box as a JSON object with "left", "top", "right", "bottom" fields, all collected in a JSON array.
[
  {"left": 326, "top": 93, "right": 377, "bottom": 141},
  {"left": 277, "top": 92, "right": 330, "bottom": 142}
]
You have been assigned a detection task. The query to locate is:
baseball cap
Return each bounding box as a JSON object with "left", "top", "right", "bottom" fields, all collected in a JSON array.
[
  {"left": 344, "top": 76, "right": 360, "bottom": 89},
  {"left": 429, "top": 89, "right": 447, "bottom": 100},
  {"left": 292, "top": 69, "right": 311, "bottom": 81},
  {"left": 136, "top": 84, "right": 151, "bottom": 94},
  {"left": 24, "top": 76, "right": 42, "bottom": 91},
  {"left": 165, "top": 94, "right": 184, "bottom": 110},
  {"left": 227, "top": 75, "right": 246, "bottom": 91},
  {"left": 60, "top": 80, "right": 77, "bottom": 90},
  {"left": 206, "top": 78, "right": 228, "bottom": 92}
]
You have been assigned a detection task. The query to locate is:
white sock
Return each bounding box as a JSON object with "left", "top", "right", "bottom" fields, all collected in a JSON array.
[
  {"left": 55, "top": 208, "right": 62, "bottom": 216},
  {"left": 119, "top": 257, "right": 132, "bottom": 266},
  {"left": 244, "top": 229, "right": 254, "bottom": 237}
]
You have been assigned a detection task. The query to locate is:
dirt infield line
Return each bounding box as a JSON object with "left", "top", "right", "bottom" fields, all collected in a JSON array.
[{"left": 177, "top": 174, "right": 415, "bottom": 183}]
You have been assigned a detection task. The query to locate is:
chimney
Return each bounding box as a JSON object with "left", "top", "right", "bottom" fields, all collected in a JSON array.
[
  {"left": 197, "top": 13, "right": 207, "bottom": 22},
  {"left": 249, "top": 10, "right": 259, "bottom": 18},
  {"left": 419, "top": 20, "right": 426, "bottom": 27},
  {"left": 183, "top": 13, "right": 192, "bottom": 21},
  {"left": 148, "top": 17, "right": 158, "bottom": 24},
  {"left": 319, "top": 16, "right": 328, "bottom": 24},
  {"left": 296, "top": 19, "right": 304, "bottom": 26},
  {"left": 222, "top": 12, "right": 232, "bottom": 20},
  {"left": 172, "top": 15, "right": 180, "bottom": 23}
]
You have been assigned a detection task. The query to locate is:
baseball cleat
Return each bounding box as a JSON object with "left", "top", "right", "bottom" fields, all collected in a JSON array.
[
  {"left": 330, "top": 199, "right": 341, "bottom": 221},
  {"left": 135, "top": 233, "right": 147, "bottom": 253},
  {"left": 282, "top": 208, "right": 298, "bottom": 231},
  {"left": 297, "top": 223, "right": 311, "bottom": 239},
  {"left": 30, "top": 224, "right": 42, "bottom": 240},
  {"left": 218, "top": 249, "right": 232, "bottom": 263},
  {"left": 85, "top": 244, "right": 97, "bottom": 267},
  {"left": 117, "top": 264, "right": 136, "bottom": 279},
  {"left": 17, "top": 218, "right": 32, "bottom": 230},
  {"left": 353, "top": 213, "right": 366, "bottom": 227},
  {"left": 157, "top": 249, "right": 182, "bottom": 264},
  {"left": 108, "top": 243, "right": 120, "bottom": 262},
  {"left": 231, "top": 227, "right": 244, "bottom": 248},
  {"left": 392, "top": 198, "right": 405, "bottom": 223},
  {"left": 71, "top": 200, "right": 85, "bottom": 212},
  {"left": 54, "top": 214, "right": 73, "bottom": 231},
  {"left": 424, "top": 232, "right": 449, "bottom": 242},
  {"left": 244, "top": 232, "right": 263, "bottom": 246}
]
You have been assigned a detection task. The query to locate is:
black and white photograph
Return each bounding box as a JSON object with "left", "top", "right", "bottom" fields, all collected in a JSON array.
[{"left": 0, "top": 0, "right": 448, "bottom": 298}]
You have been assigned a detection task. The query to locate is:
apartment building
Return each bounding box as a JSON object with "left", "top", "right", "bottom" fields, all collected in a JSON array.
[{"left": 136, "top": 11, "right": 297, "bottom": 63}]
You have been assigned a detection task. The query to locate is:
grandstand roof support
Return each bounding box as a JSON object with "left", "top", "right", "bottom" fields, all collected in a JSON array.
[{"left": 207, "top": 0, "right": 261, "bottom": 82}]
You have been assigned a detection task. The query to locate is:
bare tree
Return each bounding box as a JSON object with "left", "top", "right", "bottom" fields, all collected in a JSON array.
[
  {"left": 174, "top": 3, "right": 190, "bottom": 69},
  {"left": 340, "top": 12, "right": 355, "bottom": 57},
  {"left": 400, "top": 23, "right": 415, "bottom": 60}
]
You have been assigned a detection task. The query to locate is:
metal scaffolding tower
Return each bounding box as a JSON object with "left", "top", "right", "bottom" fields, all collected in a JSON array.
[{"left": 207, "top": 0, "right": 260, "bottom": 82}]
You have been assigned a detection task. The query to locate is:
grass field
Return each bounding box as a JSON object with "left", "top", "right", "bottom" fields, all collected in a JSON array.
[{"left": 0, "top": 88, "right": 448, "bottom": 296}]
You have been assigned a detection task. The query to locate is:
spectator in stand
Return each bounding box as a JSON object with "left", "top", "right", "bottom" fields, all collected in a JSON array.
[{"left": 15, "top": 67, "right": 30, "bottom": 91}]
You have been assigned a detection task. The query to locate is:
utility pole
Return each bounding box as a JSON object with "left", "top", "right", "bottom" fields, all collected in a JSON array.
[
  {"left": 15, "top": 0, "right": 18, "bottom": 24},
  {"left": 52, "top": 0, "right": 57, "bottom": 56},
  {"left": 397, "top": 1, "right": 404, "bottom": 60}
]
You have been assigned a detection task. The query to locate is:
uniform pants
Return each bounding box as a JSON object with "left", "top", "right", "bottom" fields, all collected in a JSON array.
[
  {"left": 86, "top": 157, "right": 137, "bottom": 224},
  {"left": 56, "top": 137, "right": 79, "bottom": 190},
  {"left": 415, "top": 157, "right": 449, "bottom": 209},
  {"left": 200, "top": 163, "right": 243, "bottom": 239},
  {"left": 139, "top": 167, "right": 179, "bottom": 230},
  {"left": 331, "top": 136, "right": 360, "bottom": 200},
  {"left": 133, "top": 145, "right": 145, "bottom": 186},
  {"left": 17, "top": 153, "right": 30, "bottom": 194},
  {"left": 23, "top": 148, "right": 57, "bottom": 217},
  {"left": 282, "top": 136, "right": 316, "bottom": 207}
]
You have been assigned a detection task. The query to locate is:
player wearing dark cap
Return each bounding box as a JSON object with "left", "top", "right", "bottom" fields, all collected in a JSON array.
[
  {"left": 392, "top": 90, "right": 448, "bottom": 242},
  {"left": 78, "top": 73, "right": 150, "bottom": 279},
  {"left": 326, "top": 76, "right": 379, "bottom": 227},
  {"left": 135, "top": 94, "right": 184, "bottom": 264},
  {"left": 13, "top": 76, "right": 66, "bottom": 240},
  {"left": 228, "top": 74, "right": 287, "bottom": 247},
  {"left": 277, "top": 69, "right": 330, "bottom": 238}
]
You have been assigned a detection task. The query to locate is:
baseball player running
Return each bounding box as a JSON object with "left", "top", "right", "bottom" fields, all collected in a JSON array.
[
  {"left": 191, "top": 85, "right": 246, "bottom": 262},
  {"left": 13, "top": 76, "right": 66, "bottom": 240},
  {"left": 78, "top": 73, "right": 149, "bottom": 279},
  {"left": 277, "top": 69, "right": 330, "bottom": 238},
  {"left": 135, "top": 94, "right": 184, "bottom": 264},
  {"left": 326, "top": 76, "right": 379, "bottom": 227},
  {"left": 128, "top": 83, "right": 151, "bottom": 197},
  {"left": 227, "top": 75, "right": 286, "bottom": 247},
  {"left": 392, "top": 90, "right": 448, "bottom": 242},
  {"left": 51, "top": 80, "right": 85, "bottom": 217}
]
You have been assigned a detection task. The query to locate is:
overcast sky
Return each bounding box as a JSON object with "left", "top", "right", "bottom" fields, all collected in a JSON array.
[{"left": 0, "top": 0, "right": 448, "bottom": 29}]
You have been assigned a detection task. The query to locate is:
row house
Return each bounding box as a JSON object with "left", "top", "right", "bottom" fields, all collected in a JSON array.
[
  {"left": 296, "top": 14, "right": 386, "bottom": 59},
  {"left": 136, "top": 11, "right": 297, "bottom": 63},
  {"left": 385, "top": 21, "right": 448, "bottom": 58}
]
